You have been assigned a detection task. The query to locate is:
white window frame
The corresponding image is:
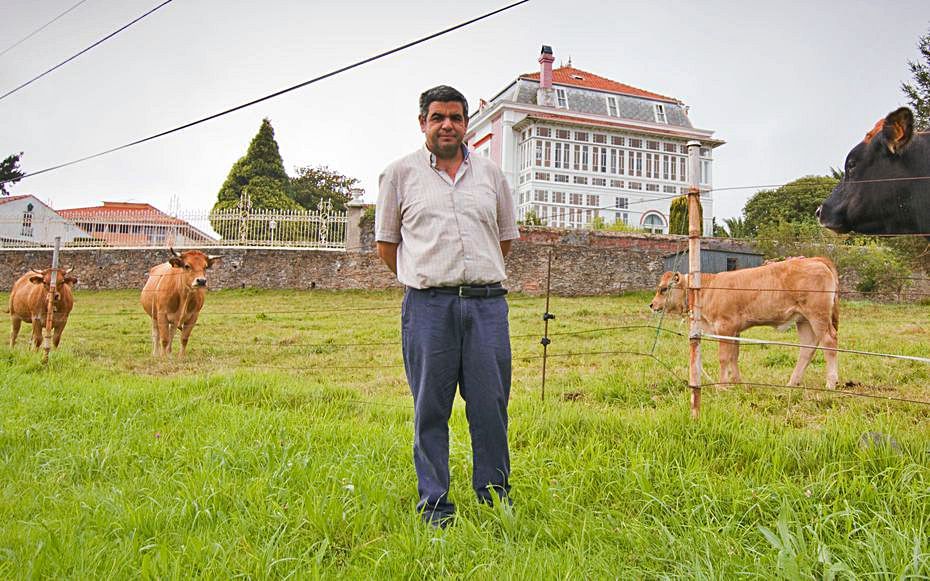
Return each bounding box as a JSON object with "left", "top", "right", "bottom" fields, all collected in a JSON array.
[
  {"left": 556, "top": 89, "right": 568, "bottom": 109},
  {"left": 606, "top": 96, "right": 618, "bottom": 117},
  {"left": 654, "top": 103, "right": 668, "bottom": 124},
  {"left": 642, "top": 212, "right": 666, "bottom": 234}
]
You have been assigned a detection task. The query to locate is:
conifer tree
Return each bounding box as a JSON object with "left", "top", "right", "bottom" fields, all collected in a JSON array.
[
  {"left": 212, "top": 119, "right": 300, "bottom": 212},
  {"left": 668, "top": 195, "right": 702, "bottom": 235}
]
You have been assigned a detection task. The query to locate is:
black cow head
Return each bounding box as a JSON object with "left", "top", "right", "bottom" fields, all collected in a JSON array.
[{"left": 817, "top": 107, "right": 929, "bottom": 235}]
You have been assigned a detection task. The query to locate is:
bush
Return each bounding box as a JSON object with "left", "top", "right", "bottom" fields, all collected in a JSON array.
[
  {"left": 754, "top": 220, "right": 914, "bottom": 297},
  {"left": 836, "top": 241, "right": 911, "bottom": 296}
]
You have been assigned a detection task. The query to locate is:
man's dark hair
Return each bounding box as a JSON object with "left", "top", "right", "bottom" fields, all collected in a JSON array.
[{"left": 419, "top": 85, "right": 469, "bottom": 121}]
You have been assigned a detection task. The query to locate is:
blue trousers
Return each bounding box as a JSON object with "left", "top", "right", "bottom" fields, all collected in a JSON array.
[{"left": 401, "top": 287, "right": 512, "bottom": 518}]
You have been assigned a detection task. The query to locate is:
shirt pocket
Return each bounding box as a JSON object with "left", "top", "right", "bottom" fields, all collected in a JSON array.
[{"left": 469, "top": 178, "right": 499, "bottom": 226}]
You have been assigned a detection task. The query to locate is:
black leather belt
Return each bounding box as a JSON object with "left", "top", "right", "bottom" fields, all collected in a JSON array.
[{"left": 428, "top": 284, "right": 508, "bottom": 298}]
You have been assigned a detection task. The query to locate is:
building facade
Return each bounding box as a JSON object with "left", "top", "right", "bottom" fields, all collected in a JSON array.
[
  {"left": 0, "top": 195, "right": 88, "bottom": 246},
  {"left": 57, "top": 201, "right": 214, "bottom": 247},
  {"left": 466, "top": 46, "right": 723, "bottom": 234}
]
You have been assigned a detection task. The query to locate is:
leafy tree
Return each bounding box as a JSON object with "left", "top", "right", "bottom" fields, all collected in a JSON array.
[
  {"left": 828, "top": 167, "right": 845, "bottom": 180},
  {"left": 289, "top": 165, "right": 360, "bottom": 212},
  {"left": 212, "top": 118, "right": 297, "bottom": 212},
  {"left": 1, "top": 152, "right": 24, "bottom": 196},
  {"left": 605, "top": 220, "right": 644, "bottom": 233},
  {"left": 668, "top": 195, "right": 702, "bottom": 235},
  {"left": 901, "top": 25, "right": 930, "bottom": 130},
  {"left": 742, "top": 175, "right": 838, "bottom": 236},
  {"left": 519, "top": 209, "right": 544, "bottom": 226},
  {"left": 719, "top": 217, "right": 751, "bottom": 238}
]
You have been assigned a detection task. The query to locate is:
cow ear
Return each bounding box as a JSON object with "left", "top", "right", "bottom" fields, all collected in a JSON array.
[
  {"left": 882, "top": 107, "right": 913, "bottom": 154},
  {"left": 64, "top": 277, "right": 78, "bottom": 285},
  {"left": 206, "top": 255, "right": 222, "bottom": 268},
  {"left": 672, "top": 273, "right": 681, "bottom": 284},
  {"left": 29, "top": 275, "right": 44, "bottom": 284},
  {"left": 169, "top": 257, "right": 185, "bottom": 268}
]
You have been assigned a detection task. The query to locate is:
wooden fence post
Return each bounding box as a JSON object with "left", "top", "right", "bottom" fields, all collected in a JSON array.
[
  {"left": 42, "top": 236, "right": 61, "bottom": 365},
  {"left": 687, "top": 141, "right": 703, "bottom": 419}
]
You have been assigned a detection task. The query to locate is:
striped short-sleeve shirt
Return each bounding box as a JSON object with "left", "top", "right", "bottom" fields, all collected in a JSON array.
[{"left": 376, "top": 146, "right": 519, "bottom": 289}]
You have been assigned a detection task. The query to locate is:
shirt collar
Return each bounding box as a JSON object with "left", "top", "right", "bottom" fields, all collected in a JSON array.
[{"left": 425, "top": 144, "right": 470, "bottom": 169}]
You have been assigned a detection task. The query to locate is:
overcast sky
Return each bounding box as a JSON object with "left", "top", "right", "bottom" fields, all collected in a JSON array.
[{"left": 1, "top": 0, "right": 928, "bottom": 219}]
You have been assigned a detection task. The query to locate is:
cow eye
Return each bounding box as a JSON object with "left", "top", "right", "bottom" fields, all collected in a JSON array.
[
  {"left": 660, "top": 287, "right": 667, "bottom": 294},
  {"left": 184, "top": 264, "right": 191, "bottom": 270}
]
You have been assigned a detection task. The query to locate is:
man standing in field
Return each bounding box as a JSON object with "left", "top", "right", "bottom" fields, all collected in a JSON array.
[{"left": 376, "top": 85, "right": 519, "bottom": 528}]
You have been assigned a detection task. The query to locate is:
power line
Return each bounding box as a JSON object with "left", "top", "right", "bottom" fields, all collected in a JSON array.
[
  {"left": 0, "top": 0, "right": 91, "bottom": 58},
  {"left": 0, "top": 0, "right": 175, "bottom": 102},
  {"left": 1, "top": 0, "right": 532, "bottom": 185}
]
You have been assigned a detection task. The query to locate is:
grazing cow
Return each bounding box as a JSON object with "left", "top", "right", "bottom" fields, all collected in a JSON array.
[
  {"left": 141, "top": 248, "right": 220, "bottom": 356},
  {"left": 649, "top": 257, "right": 840, "bottom": 388},
  {"left": 7, "top": 268, "right": 78, "bottom": 349},
  {"left": 818, "top": 107, "right": 930, "bottom": 235}
]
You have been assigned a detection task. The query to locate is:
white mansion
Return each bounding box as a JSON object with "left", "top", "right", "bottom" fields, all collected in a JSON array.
[{"left": 466, "top": 46, "right": 723, "bottom": 234}]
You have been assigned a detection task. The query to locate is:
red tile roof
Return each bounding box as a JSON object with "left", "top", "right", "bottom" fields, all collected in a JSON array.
[
  {"left": 520, "top": 66, "right": 679, "bottom": 103},
  {"left": 58, "top": 201, "right": 182, "bottom": 223},
  {"left": 0, "top": 194, "right": 31, "bottom": 206},
  {"left": 58, "top": 201, "right": 214, "bottom": 243}
]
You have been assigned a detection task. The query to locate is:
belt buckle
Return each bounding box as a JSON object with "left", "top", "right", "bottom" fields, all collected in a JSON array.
[{"left": 459, "top": 286, "right": 466, "bottom": 297}]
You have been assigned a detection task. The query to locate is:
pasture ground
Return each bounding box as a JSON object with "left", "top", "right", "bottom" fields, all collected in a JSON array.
[{"left": 1, "top": 289, "right": 929, "bottom": 578}]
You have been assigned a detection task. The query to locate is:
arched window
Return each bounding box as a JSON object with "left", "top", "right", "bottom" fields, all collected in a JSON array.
[
  {"left": 642, "top": 212, "right": 666, "bottom": 234},
  {"left": 21, "top": 203, "right": 34, "bottom": 237}
]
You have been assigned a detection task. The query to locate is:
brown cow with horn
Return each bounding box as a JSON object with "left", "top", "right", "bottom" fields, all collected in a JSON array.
[
  {"left": 7, "top": 267, "right": 78, "bottom": 349},
  {"left": 141, "top": 247, "right": 221, "bottom": 356}
]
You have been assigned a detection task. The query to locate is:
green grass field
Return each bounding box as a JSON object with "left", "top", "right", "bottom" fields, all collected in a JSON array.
[{"left": 1, "top": 289, "right": 929, "bottom": 578}]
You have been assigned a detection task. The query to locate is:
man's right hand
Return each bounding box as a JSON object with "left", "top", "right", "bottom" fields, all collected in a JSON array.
[{"left": 377, "top": 241, "right": 399, "bottom": 274}]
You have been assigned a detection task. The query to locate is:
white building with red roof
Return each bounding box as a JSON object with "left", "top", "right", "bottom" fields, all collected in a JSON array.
[
  {"left": 0, "top": 194, "right": 88, "bottom": 246},
  {"left": 466, "top": 46, "right": 723, "bottom": 234},
  {"left": 57, "top": 201, "right": 214, "bottom": 247}
]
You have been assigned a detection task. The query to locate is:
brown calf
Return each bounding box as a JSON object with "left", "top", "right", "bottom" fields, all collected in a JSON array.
[
  {"left": 649, "top": 257, "right": 840, "bottom": 388},
  {"left": 141, "top": 248, "right": 221, "bottom": 356},
  {"left": 8, "top": 268, "right": 78, "bottom": 349}
]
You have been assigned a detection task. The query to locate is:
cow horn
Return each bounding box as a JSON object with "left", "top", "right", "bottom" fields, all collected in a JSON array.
[
  {"left": 64, "top": 266, "right": 74, "bottom": 274},
  {"left": 169, "top": 246, "right": 180, "bottom": 257},
  {"left": 207, "top": 254, "right": 222, "bottom": 261}
]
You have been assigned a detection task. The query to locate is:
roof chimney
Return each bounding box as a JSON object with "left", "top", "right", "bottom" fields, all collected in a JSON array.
[
  {"left": 537, "top": 45, "right": 556, "bottom": 107},
  {"left": 538, "top": 45, "right": 554, "bottom": 89}
]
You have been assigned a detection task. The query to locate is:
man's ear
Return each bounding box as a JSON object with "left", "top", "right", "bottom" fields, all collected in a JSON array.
[
  {"left": 169, "top": 257, "right": 185, "bottom": 268},
  {"left": 418, "top": 114, "right": 427, "bottom": 133},
  {"left": 882, "top": 107, "right": 914, "bottom": 155}
]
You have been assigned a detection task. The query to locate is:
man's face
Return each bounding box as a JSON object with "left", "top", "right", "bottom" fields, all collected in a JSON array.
[{"left": 419, "top": 101, "right": 467, "bottom": 160}]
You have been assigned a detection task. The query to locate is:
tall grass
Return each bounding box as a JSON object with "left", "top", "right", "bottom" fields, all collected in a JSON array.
[{"left": 0, "top": 289, "right": 928, "bottom": 577}]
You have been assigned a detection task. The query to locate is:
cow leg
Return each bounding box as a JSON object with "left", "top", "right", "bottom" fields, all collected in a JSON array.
[
  {"left": 717, "top": 328, "right": 741, "bottom": 386},
  {"left": 789, "top": 320, "right": 817, "bottom": 387},
  {"left": 30, "top": 318, "right": 43, "bottom": 350},
  {"left": 822, "top": 324, "right": 839, "bottom": 390},
  {"left": 52, "top": 319, "right": 67, "bottom": 349},
  {"left": 178, "top": 313, "right": 199, "bottom": 357},
  {"left": 150, "top": 317, "right": 160, "bottom": 356},
  {"left": 10, "top": 316, "right": 21, "bottom": 348},
  {"left": 156, "top": 313, "right": 172, "bottom": 356},
  {"left": 166, "top": 322, "right": 178, "bottom": 355}
]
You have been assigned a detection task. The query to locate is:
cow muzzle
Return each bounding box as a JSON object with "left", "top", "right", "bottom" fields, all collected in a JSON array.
[{"left": 194, "top": 278, "right": 207, "bottom": 287}]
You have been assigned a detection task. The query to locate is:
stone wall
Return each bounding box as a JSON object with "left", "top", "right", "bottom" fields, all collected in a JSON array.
[{"left": 0, "top": 224, "right": 763, "bottom": 296}]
